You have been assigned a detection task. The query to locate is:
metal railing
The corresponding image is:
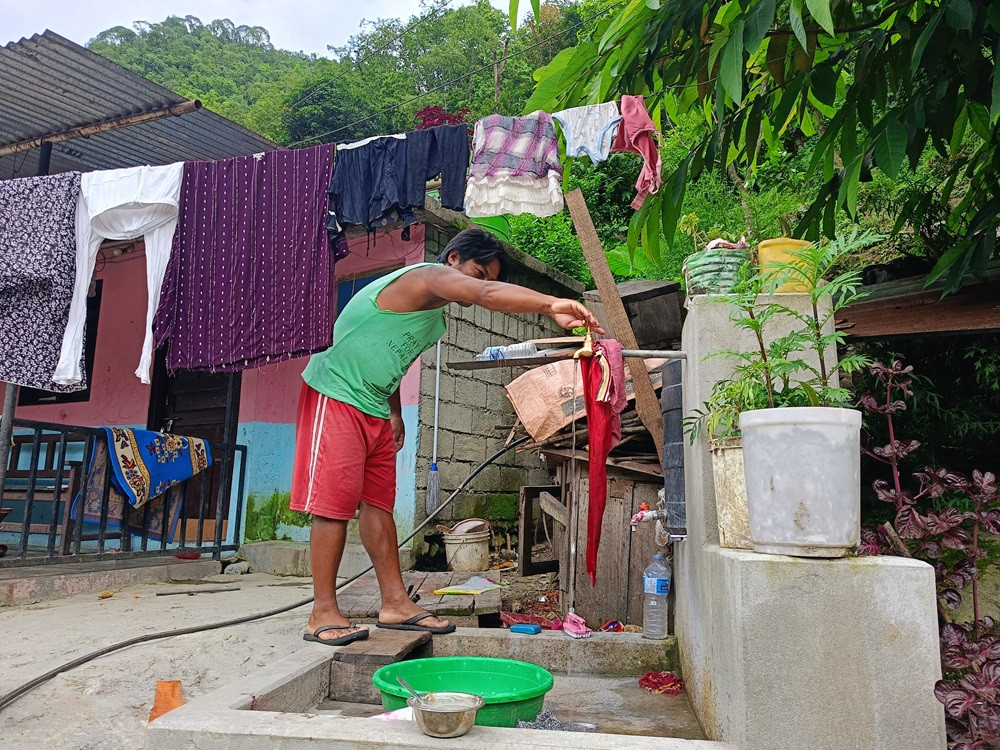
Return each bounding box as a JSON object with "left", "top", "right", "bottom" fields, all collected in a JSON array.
[{"left": 0, "top": 419, "right": 247, "bottom": 567}]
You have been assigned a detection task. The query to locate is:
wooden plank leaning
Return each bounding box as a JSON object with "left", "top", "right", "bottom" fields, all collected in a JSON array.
[{"left": 565, "top": 188, "right": 665, "bottom": 463}]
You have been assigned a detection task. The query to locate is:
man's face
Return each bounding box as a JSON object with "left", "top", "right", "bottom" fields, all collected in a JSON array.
[{"left": 447, "top": 251, "right": 501, "bottom": 281}]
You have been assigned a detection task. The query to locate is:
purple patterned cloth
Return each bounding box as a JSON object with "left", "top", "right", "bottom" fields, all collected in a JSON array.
[
  {"left": 469, "top": 111, "right": 562, "bottom": 179},
  {"left": 153, "top": 144, "right": 337, "bottom": 372},
  {"left": 0, "top": 171, "right": 86, "bottom": 391}
]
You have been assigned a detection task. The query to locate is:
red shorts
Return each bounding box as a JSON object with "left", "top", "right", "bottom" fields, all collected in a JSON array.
[{"left": 289, "top": 383, "right": 396, "bottom": 520}]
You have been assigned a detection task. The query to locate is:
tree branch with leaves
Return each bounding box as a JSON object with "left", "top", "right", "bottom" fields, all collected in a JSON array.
[{"left": 514, "top": 0, "right": 1000, "bottom": 294}]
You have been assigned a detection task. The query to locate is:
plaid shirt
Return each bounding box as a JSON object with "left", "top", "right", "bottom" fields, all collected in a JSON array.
[{"left": 469, "top": 111, "right": 562, "bottom": 180}]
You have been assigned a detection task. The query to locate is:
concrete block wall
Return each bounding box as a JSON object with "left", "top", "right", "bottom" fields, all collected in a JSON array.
[{"left": 414, "top": 225, "right": 578, "bottom": 529}]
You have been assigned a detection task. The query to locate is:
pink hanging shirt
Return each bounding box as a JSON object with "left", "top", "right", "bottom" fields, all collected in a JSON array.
[{"left": 611, "top": 95, "right": 663, "bottom": 210}]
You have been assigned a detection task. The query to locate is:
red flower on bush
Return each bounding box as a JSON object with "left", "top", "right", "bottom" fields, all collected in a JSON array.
[{"left": 414, "top": 105, "right": 471, "bottom": 130}]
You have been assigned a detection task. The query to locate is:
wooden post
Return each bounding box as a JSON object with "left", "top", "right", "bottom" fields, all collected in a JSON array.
[
  {"left": 0, "top": 384, "right": 17, "bottom": 496},
  {"left": 566, "top": 188, "right": 665, "bottom": 462}
]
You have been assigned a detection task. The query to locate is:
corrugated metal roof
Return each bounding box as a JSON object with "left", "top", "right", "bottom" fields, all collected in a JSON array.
[{"left": 0, "top": 30, "right": 280, "bottom": 179}]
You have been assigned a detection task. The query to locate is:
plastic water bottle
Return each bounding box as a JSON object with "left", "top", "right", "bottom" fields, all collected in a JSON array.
[
  {"left": 642, "top": 553, "right": 672, "bottom": 639},
  {"left": 474, "top": 342, "right": 539, "bottom": 361}
]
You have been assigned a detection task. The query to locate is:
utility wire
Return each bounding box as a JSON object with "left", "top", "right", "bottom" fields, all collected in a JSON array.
[
  {"left": 289, "top": 0, "right": 625, "bottom": 148},
  {"left": 0, "top": 436, "right": 530, "bottom": 714},
  {"left": 260, "top": 0, "right": 460, "bottom": 133}
]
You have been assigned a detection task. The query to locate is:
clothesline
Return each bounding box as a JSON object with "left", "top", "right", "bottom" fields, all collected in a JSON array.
[{"left": 0, "top": 93, "right": 663, "bottom": 402}]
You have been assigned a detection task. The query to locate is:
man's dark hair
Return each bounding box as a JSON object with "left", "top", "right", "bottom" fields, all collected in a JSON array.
[{"left": 437, "top": 227, "right": 510, "bottom": 282}]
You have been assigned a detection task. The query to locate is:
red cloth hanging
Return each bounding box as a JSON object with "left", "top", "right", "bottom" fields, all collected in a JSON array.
[{"left": 581, "top": 339, "right": 626, "bottom": 585}]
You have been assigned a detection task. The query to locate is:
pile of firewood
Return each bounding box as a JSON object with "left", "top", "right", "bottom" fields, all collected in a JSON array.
[{"left": 498, "top": 404, "right": 658, "bottom": 462}]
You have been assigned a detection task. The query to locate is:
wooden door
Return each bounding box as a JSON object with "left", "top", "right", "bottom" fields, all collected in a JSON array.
[{"left": 147, "top": 350, "right": 240, "bottom": 542}]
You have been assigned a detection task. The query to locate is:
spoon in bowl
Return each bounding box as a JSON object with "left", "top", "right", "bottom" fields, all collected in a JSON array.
[{"left": 397, "top": 676, "right": 433, "bottom": 706}]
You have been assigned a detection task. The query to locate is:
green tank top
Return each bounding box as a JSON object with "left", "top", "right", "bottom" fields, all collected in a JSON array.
[{"left": 302, "top": 263, "right": 446, "bottom": 418}]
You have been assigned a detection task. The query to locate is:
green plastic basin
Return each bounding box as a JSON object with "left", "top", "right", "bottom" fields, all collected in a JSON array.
[{"left": 372, "top": 656, "right": 554, "bottom": 728}]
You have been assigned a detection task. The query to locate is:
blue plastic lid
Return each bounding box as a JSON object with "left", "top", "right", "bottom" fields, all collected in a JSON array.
[{"left": 652, "top": 553, "right": 666, "bottom": 561}]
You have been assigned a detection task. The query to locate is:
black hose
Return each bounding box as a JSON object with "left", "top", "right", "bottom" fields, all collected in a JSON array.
[{"left": 0, "top": 436, "right": 530, "bottom": 713}]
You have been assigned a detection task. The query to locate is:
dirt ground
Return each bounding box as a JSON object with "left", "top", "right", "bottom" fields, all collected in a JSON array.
[
  {"left": 0, "top": 564, "right": 572, "bottom": 749},
  {"left": 0, "top": 572, "right": 318, "bottom": 750},
  {"left": 499, "top": 570, "right": 560, "bottom": 620}
]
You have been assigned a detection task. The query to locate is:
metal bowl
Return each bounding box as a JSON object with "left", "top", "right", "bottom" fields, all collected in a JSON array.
[{"left": 406, "top": 691, "right": 486, "bottom": 738}]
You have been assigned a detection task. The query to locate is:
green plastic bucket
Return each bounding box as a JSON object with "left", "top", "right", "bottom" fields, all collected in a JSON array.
[{"left": 372, "top": 656, "right": 554, "bottom": 727}]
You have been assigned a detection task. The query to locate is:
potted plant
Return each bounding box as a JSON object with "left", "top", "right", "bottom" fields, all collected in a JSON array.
[
  {"left": 684, "top": 376, "right": 757, "bottom": 549},
  {"left": 691, "top": 231, "right": 878, "bottom": 556},
  {"left": 683, "top": 261, "right": 805, "bottom": 550},
  {"left": 680, "top": 213, "right": 751, "bottom": 296}
]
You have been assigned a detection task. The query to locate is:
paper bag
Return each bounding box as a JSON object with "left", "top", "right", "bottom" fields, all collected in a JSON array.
[{"left": 504, "top": 358, "right": 664, "bottom": 441}]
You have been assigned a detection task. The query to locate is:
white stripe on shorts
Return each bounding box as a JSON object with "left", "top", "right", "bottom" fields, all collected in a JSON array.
[{"left": 305, "top": 394, "right": 328, "bottom": 512}]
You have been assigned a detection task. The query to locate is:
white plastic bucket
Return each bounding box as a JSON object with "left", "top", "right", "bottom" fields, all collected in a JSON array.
[
  {"left": 443, "top": 530, "right": 491, "bottom": 571},
  {"left": 739, "top": 407, "right": 861, "bottom": 557}
]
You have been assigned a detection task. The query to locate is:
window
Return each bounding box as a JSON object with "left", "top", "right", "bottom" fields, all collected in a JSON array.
[{"left": 336, "top": 266, "right": 400, "bottom": 315}]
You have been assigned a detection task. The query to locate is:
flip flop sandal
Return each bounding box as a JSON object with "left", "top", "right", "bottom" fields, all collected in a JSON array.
[
  {"left": 375, "top": 612, "right": 456, "bottom": 634},
  {"left": 303, "top": 624, "right": 370, "bottom": 646}
]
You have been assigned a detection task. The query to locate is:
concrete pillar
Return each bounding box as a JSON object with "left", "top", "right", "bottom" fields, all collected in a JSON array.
[{"left": 675, "top": 294, "right": 945, "bottom": 750}]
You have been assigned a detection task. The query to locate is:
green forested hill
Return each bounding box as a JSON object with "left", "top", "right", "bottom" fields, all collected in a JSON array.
[
  {"left": 89, "top": 16, "right": 318, "bottom": 142},
  {"left": 88, "top": 2, "right": 596, "bottom": 145}
]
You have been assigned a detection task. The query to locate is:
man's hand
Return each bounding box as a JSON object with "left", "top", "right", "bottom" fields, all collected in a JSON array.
[
  {"left": 390, "top": 412, "right": 405, "bottom": 452},
  {"left": 549, "top": 299, "right": 605, "bottom": 334}
]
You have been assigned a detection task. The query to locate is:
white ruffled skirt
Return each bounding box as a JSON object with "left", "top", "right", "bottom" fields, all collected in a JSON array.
[{"left": 463, "top": 172, "right": 564, "bottom": 218}]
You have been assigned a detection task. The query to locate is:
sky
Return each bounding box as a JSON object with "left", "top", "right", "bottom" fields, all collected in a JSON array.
[{"left": 2, "top": 0, "right": 514, "bottom": 57}]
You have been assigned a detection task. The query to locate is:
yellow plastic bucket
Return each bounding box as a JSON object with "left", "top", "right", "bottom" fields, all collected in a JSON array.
[{"left": 757, "top": 238, "right": 813, "bottom": 292}]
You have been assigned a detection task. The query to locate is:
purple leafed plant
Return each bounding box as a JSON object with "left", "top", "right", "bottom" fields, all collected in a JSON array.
[{"left": 862, "top": 360, "right": 1000, "bottom": 749}]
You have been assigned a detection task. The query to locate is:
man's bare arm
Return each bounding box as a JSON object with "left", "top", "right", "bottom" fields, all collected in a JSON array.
[
  {"left": 422, "top": 267, "right": 603, "bottom": 332},
  {"left": 388, "top": 388, "right": 404, "bottom": 451}
]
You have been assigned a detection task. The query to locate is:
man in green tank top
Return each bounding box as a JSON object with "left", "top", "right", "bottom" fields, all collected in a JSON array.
[{"left": 291, "top": 227, "right": 602, "bottom": 645}]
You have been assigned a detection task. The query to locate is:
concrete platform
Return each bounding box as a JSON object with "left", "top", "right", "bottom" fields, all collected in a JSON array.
[
  {"left": 433, "top": 628, "right": 680, "bottom": 676},
  {"left": 337, "top": 569, "right": 502, "bottom": 626},
  {"left": 533, "top": 675, "right": 703, "bottom": 738},
  {"left": 315, "top": 675, "right": 705, "bottom": 740},
  {"left": 146, "top": 629, "right": 723, "bottom": 750},
  {"left": 0, "top": 555, "right": 221, "bottom": 606},
  {"left": 676, "top": 294, "right": 947, "bottom": 750}
]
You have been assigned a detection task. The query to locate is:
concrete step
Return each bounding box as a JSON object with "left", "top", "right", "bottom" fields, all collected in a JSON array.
[
  {"left": 433, "top": 628, "right": 680, "bottom": 676},
  {"left": 330, "top": 629, "right": 432, "bottom": 704},
  {"left": 0, "top": 556, "right": 221, "bottom": 606},
  {"left": 239, "top": 541, "right": 414, "bottom": 579}
]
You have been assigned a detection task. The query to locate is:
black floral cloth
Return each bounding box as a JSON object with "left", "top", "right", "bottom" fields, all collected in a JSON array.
[{"left": 0, "top": 171, "right": 85, "bottom": 391}]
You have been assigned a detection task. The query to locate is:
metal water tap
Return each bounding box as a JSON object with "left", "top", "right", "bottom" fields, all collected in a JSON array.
[
  {"left": 630, "top": 502, "right": 668, "bottom": 531},
  {"left": 573, "top": 328, "right": 595, "bottom": 359}
]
